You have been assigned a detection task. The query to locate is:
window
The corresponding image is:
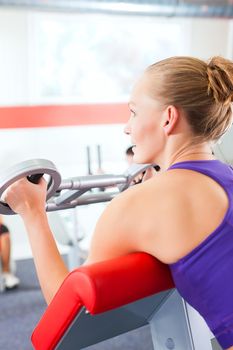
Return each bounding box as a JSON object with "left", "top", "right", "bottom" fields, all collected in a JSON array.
[{"left": 29, "top": 12, "right": 189, "bottom": 103}]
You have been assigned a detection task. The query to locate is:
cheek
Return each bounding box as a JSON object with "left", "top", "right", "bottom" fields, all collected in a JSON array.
[
  {"left": 137, "top": 122, "right": 158, "bottom": 144},
  {"left": 134, "top": 120, "right": 152, "bottom": 141}
]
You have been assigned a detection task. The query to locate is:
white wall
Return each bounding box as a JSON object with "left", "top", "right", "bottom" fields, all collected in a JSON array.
[
  {"left": 189, "top": 18, "right": 231, "bottom": 59},
  {"left": 0, "top": 9, "right": 29, "bottom": 105},
  {"left": 0, "top": 124, "right": 130, "bottom": 177}
]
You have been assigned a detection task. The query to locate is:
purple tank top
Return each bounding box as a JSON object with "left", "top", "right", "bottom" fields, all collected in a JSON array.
[{"left": 168, "top": 160, "right": 233, "bottom": 349}]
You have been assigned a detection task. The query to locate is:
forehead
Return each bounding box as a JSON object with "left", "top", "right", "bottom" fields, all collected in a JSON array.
[
  {"left": 131, "top": 74, "right": 149, "bottom": 95},
  {"left": 129, "top": 74, "right": 161, "bottom": 109}
]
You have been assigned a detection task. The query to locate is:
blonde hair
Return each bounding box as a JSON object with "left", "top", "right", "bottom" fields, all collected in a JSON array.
[{"left": 146, "top": 56, "right": 233, "bottom": 142}]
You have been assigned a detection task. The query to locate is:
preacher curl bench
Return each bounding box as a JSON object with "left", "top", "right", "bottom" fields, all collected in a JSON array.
[{"left": 0, "top": 160, "right": 221, "bottom": 350}]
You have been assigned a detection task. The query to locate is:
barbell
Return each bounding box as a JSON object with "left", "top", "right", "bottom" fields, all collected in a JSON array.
[{"left": 0, "top": 159, "right": 158, "bottom": 215}]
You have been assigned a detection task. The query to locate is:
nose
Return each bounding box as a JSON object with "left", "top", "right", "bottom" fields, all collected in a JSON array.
[{"left": 124, "top": 119, "right": 131, "bottom": 135}]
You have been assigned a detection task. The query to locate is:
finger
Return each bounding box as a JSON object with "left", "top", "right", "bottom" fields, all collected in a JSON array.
[
  {"left": 142, "top": 167, "right": 156, "bottom": 182},
  {"left": 38, "top": 176, "right": 47, "bottom": 187},
  {"left": 1, "top": 188, "right": 8, "bottom": 202}
]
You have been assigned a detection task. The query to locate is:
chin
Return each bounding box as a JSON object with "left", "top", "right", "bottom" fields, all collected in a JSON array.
[
  {"left": 133, "top": 148, "right": 152, "bottom": 164},
  {"left": 133, "top": 155, "right": 149, "bottom": 164}
]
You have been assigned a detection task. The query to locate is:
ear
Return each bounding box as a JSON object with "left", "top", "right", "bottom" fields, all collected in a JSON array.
[{"left": 162, "top": 105, "right": 179, "bottom": 135}]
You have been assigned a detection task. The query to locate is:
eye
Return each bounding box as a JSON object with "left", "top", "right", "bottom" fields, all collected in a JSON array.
[{"left": 130, "top": 109, "right": 136, "bottom": 118}]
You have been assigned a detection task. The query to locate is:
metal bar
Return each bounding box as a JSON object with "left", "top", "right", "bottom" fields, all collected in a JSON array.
[
  {"left": 97, "top": 144, "right": 102, "bottom": 170},
  {"left": 86, "top": 146, "right": 92, "bottom": 175},
  {"left": 58, "top": 174, "right": 127, "bottom": 191},
  {"left": 58, "top": 179, "right": 73, "bottom": 191},
  {"left": 55, "top": 189, "right": 89, "bottom": 206},
  {"left": 0, "top": 1, "right": 231, "bottom": 18},
  {"left": 46, "top": 191, "right": 117, "bottom": 212}
]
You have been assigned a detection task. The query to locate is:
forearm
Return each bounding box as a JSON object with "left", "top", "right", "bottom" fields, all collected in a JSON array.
[{"left": 22, "top": 210, "right": 69, "bottom": 304}]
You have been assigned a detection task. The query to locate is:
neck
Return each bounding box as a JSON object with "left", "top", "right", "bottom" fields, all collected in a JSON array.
[{"left": 159, "top": 141, "right": 215, "bottom": 170}]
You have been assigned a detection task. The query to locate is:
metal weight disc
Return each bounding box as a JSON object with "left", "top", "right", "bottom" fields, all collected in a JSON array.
[{"left": 0, "top": 159, "right": 61, "bottom": 215}]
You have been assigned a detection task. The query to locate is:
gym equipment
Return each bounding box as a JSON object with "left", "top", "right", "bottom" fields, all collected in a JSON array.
[
  {"left": 47, "top": 211, "right": 87, "bottom": 270},
  {"left": 86, "top": 144, "right": 104, "bottom": 175},
  {"left": 31, "top": 253, "right": 174, "bottom": 350},
  {"left": 0, "top": 159, "right": 61, "bottom": 215},
  {"left": 86, "top": 146, "right": 92, "bottom": 175},
  {"left": 31, "top": 252, "right": 219, "bottom": 350},
  {"left": 0, "top": 159, "right": 155, "bottom": 215}
]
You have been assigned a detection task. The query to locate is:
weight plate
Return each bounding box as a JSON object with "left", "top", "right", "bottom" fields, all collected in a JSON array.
[{"left": 0, "top": 159, "right": 61, "bottom": 215}]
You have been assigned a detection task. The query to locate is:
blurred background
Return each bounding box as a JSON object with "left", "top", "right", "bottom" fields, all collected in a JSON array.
[{"left": 0, "top": 1, "right": 232, "bottom": 349}]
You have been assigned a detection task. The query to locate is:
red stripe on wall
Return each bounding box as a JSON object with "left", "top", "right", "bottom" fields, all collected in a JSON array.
[{"left": 0, "top": 104, "right": 129, "bottom": 129}]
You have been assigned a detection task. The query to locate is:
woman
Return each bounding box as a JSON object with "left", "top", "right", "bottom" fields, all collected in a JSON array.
[{"left": 4, "top": 56, "right": 233, "bottom": 349}]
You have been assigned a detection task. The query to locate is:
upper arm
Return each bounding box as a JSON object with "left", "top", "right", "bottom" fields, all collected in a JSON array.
[
  {"left": 85, "top": 184, "right": 152, "bottom": 264},
  {"left": 85, "top": 191, "right": 135, "bottom": 264},
  {"left": 84, "top": 175, "right": 170, "bottom": 265}
]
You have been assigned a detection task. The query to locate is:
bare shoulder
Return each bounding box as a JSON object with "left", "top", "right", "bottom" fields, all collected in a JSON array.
[
  {"left": 100, "top": 170, "right": 182, "bottom": 227},
  {"left": 87, "top": 170, "right": 183, "bottom": 264},
  {"left": 87, "top": 167, "right": 227, "bottom": 265}
]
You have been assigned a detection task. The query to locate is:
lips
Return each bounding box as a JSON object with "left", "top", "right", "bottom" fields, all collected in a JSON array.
[{"left": 131, "top": 145, "right": 136, "bottom": 152}]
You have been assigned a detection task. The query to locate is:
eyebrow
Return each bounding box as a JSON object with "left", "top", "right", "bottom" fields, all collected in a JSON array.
[{"left": 128, "top": 101, "right": 136, "bottom": 108}]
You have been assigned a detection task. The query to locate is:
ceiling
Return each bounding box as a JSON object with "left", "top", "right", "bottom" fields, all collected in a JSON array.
[{"left": 0, "top": 0, "right": 233, "bottom": 18}]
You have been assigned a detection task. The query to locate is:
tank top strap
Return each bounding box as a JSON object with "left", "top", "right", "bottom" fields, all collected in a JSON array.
[{"left": 168, "top": 159, "right": 233, "bottom": 191}]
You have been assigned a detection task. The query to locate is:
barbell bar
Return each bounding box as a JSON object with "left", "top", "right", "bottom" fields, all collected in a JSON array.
[{"left": 0, "top": 159, "right": 157, "bottom": 215}]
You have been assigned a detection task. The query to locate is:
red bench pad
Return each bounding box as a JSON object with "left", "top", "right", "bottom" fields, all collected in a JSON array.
[{"left": 31, "top": 253, "right": 174, "bottom": 350}]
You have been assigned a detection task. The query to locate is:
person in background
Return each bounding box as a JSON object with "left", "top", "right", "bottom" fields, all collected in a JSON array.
[
  {"left": 125, "top": 145, "right": 135, "bottom": 166},
  {"left": 0, "top": 215, "right": 20, "bottom": 289}
]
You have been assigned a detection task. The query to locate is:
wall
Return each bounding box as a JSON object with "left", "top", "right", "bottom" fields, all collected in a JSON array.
[
  {"left": 189, "top": 18, "right": 231, "bottom": 59},
  {"left": 0, "top": 9, "right": 29, "bottom": 105}
]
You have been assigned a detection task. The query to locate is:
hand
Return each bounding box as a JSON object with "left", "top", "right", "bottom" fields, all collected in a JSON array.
[
  {"left": 3, "top": 177, "right": 48, "bottom": 218},
  {"left": 132, "top": 166, "right": 158, "bottom": 185},
  {"left": 141, "top": 167, "right": 158, "bottom": 182}
]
